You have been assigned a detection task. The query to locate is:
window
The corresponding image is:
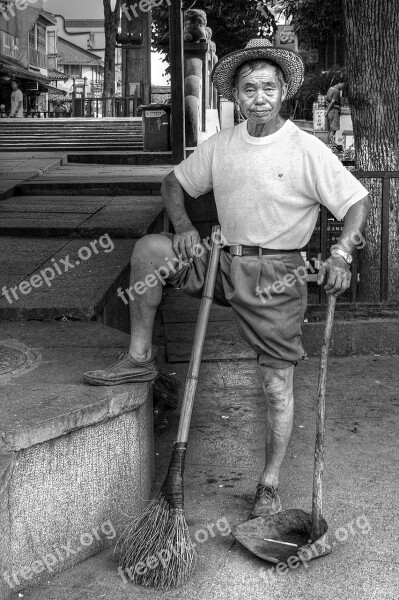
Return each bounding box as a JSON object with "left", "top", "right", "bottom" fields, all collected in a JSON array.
[
  {"left": 37, "top": 23, "right": 46, "bottom": 54},
  {"left": 64, "top": 65, "right": 82, "bottom": 78},
  {"left": 47, "top": 30, "right": 57, "bottom": 55},
  {"left": 0, "top": 30, "right": 18, "bottom": 59},
  {"left": 29, "top": 25, "right": 35, "bottom": 49}
]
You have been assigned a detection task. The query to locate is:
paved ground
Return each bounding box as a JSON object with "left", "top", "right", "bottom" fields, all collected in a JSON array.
[{"left": 19, "top": 352, "right": 398, "bottom": 600}]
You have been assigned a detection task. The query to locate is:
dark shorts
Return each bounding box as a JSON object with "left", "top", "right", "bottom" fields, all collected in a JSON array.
[
  {"left": 327, "top": 108, "right": 340, "bottom": 132},
  {"left": 162, "top": 233, "right": 307, "bottom": 369}
]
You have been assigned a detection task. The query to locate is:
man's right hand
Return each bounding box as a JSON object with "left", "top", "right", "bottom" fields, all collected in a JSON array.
[{"left": 172, "top": 226, "right": 201, "bottom": 262}]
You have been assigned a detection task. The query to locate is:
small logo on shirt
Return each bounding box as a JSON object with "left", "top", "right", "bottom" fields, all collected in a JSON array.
[{"left": 278, "top": 173, "right": 284, "bottom": 178}]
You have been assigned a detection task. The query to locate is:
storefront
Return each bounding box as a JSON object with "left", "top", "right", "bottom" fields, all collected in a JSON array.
[{"left": 0, "top": 55, "right": 63, "bottom": 116}]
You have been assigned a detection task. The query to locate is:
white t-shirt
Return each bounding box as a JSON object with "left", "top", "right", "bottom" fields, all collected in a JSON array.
[
  {"left": 174, "top": 120, "right": 368, "bottom": 248},
  {"left": 11, "top": 89, "right": 24, "bottom": 118}
]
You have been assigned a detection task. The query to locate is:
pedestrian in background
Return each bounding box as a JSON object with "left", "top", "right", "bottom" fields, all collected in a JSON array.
[
  {"left": 10, "top": 80, "right": 24, "bottom": 118},
  {"left": 325, "top": 79, "right": 344, "bottom": 144}
]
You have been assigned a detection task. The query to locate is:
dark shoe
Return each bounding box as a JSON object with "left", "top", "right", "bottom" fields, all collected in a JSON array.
[
  {"left": 83, "top": 350, "right": 158, "bottom": 386},
  {"left": 251, "top": 483, "right": 282, "bottom": 518}
]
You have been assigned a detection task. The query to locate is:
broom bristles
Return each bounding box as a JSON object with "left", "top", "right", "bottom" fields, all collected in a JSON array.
[{"left": 118, "top": 493, "right": 197, "bottom": 589}]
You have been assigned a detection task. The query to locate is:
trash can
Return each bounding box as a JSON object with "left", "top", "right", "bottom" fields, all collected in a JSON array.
[{"left": 139, "top": 104, "right": 171, "bottom": 151}]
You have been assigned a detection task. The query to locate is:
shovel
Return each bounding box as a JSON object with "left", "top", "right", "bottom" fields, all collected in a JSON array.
[{"left": 232, "top": 294, "right": 337, "bottom": 565}]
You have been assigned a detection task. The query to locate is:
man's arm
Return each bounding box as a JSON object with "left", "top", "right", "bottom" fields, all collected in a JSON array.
[
  {"left": 161, "top": 171, "right": 201, "bottom": 261},
  {"left": 317, "top": 195, "right": 371, "bottom": 295}
]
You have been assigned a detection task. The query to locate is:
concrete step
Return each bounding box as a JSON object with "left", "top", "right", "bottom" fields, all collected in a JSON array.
[
  {"left": 0, "top": 195, "right": 164, "bottom": 238},
  {"left": 67, "top": 151, "right": 173, "bottom": 165},
  {"left": 0, "top": 236, "right": 135, "bottom": 322},
  {"left": 0, "top": 144, "right": 144, "bottom": 150},
  {"left": 0, "top": 120, "right": 145, "bottom": 151},
  {"left": 0, "top": 321, "right": 153, "bottom": 600},
  {"left": 16, "top": 179, "right": 163, "bottom": 196}
]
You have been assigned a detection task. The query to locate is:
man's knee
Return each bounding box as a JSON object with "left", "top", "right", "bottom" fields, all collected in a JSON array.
[
  {"left": 131, "top": 234, "right": 172, "bottom": 267},
  {"left": 258, "top": 366, "right": 294, "bottom": 407}
]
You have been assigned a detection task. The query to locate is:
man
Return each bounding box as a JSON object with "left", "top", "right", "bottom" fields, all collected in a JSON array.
[
  {"left": 10, "top": 80, "right": 24, "bottom": 118},
  {"left": 83, "top": 40, "right": 370, "bottom": 518},
  {"left": 325, "top": 80, "right": 344, "bottom": 144}
]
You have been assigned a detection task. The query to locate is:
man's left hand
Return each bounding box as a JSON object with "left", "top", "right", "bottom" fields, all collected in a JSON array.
[{"left": 317, "top": 255, "right": 351, "bottom": 296}]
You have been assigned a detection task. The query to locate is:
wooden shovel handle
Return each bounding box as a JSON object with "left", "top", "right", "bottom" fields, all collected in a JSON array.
[
  {"left": 311, "top": 293, "right": 336, "bottom": 540},
  {"left": 176, "top": 226, "right": 222, "bottom": 443}
]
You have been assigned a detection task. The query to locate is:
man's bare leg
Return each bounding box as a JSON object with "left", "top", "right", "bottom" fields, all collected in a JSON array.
[
  {"left": 127, "top": 234, "right": 176, "bottom": 362},
  {"left": 258, "top": 365, "right": 295, "bottom": 488}
]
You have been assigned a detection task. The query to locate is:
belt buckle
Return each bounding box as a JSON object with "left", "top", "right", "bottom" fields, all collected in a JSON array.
[{"left": 229, "top": 244, "right": 243, "bottom": 256}]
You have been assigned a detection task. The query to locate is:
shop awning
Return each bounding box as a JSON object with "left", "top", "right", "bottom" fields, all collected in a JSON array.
[{"left": 0, "top": 55, "right": 54, "bottom": 91}]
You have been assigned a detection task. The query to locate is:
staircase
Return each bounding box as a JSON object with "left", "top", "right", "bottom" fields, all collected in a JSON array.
[
  {"left": 0, "top": 162, "right": 173, "bottom": 600},
  {"left": 0, "top": 118, "right": 144, "bottom": 152}
]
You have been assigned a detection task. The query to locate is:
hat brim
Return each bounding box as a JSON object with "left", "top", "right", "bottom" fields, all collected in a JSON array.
[{"left": 212, "top": 46, "right": 304, "bottom": 102}]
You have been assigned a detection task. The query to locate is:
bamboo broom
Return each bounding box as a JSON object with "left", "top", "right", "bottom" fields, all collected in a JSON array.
[{"left": 118, "top": 225, "right": 223, "bottom": 589}]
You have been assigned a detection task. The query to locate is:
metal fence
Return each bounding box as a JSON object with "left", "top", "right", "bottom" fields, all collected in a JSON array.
[
  {"left": 72, "top": 97, "right": 139, "bottom": 119},
  {"left": 308, "top": 171, "right": 399, "bottom": 309}
]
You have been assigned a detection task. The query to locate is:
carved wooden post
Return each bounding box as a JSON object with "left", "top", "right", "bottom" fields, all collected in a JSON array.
[
  {"left": 183, "top": 9, "right": 216, "bottom": 147},
  {"left": 169, "top": 0, "right": 186, "bottom": 164}
]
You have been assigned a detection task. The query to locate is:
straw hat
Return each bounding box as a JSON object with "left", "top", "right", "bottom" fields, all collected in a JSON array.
[{"left": 212, "top": 38, "right": 305, "bottom": 101}]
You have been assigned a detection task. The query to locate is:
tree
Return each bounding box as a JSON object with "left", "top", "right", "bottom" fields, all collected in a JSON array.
[
  {"left": 152, "top": 0, "right": 276, "bottom": 68},
  {"left": 344, "top": 0, "right": 399, "bottom": 301},
  {"left": 103, "top": 0, "right": 122, "bottom": 98},
  {"left": 283, "top": 0, "right": 399, "bottom": 302}
]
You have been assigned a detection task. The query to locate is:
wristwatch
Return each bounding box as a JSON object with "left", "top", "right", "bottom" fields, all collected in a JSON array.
[{"left": 330, "top": 244, "right": 353, "bottom": 265}]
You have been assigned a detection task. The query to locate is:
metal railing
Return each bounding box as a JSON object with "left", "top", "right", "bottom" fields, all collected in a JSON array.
[
  {"left": 308, "top": 171, "right": 399, "bottom": 309},
  {"left": 72, "top": 96, "right": 139, "bottom": 118}
]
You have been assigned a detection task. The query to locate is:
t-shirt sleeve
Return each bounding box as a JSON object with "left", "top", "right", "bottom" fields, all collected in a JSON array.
[
  {"left": 174, "top": 135, "right": 215, "bottom": 198},
  {"left": 315, "top": 148, "right": 368, "bottom": 220},
  {"left": 16, "top": 90, "right": 23, "bottom": 103}
]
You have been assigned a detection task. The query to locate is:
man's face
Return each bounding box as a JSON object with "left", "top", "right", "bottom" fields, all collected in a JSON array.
[
  {"left": 11, "top": 82, "right": 18, "bottom": 91},
  {"left": 233, "top": 63, "right": 288, "bottom": 126}
]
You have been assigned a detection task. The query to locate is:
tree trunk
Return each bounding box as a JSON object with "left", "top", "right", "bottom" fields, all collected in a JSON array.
[
  {"left": 103, "top": 0, "right": 122, "bottom": 104},
  {"left": 344, "top": 0, "right": 399, "bottom": 302}
]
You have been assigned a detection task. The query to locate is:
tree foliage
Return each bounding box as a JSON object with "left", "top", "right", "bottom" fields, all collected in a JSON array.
[
  {"left": 280, "top": 0, "right": 344, "bottom": 49},
  {"left": 152, "top": 0, "right": 275, "bottom": 64}
]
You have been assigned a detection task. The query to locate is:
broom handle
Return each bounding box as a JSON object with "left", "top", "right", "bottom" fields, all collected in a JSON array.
[
  {"left": 176, "top": 226, "right": 222, "bottom": 443},
  {"left": 311, "top": 293, "right": 336, "bottom": 540}
]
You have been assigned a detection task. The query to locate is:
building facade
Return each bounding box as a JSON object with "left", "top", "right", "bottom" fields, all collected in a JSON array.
[{"left": 0, "top": 0, "right": 62, "bottom": 114}]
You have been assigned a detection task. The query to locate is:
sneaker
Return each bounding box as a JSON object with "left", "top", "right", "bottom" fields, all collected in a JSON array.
[
  {"left": 83, "top": 350, "right": 158, "bottom": 386},
  {"left": 250, "top": 483, "right": 282, "bottom": 518}
]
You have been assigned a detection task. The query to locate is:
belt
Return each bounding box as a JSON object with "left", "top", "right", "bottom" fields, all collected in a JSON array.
[{"left": 225, "top": 245, "right": 300, "bottom": 257}]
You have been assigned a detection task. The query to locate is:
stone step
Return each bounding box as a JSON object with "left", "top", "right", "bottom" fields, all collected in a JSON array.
[
  {"left": 0, "top": 135, "right": 143, "bottom": 140},
  {"left": 68, "top": 151, "right": 173, "bottom": 165},
  {"left": 0, "top": 125, "right": 143, "bottom": 130},
  {"left": 0, "top": 195, "right": 164, "bottom": 238},
  {"left": 0, "top": 143, "right": 144, "bottom": 150},
  {"left": 16, "top": 179, "right": 163, "bottom": 196},
  {"left": 0, "top": 321, "right": 153, "bottom": 600},
  {"left": 0, "top": 236, "right": 135, "bottom": 322}
]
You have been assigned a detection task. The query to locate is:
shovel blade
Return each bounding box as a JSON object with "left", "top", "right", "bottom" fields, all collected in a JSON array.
[{"left": 232, "top": 509, "right": 331, "bottom": 564}]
